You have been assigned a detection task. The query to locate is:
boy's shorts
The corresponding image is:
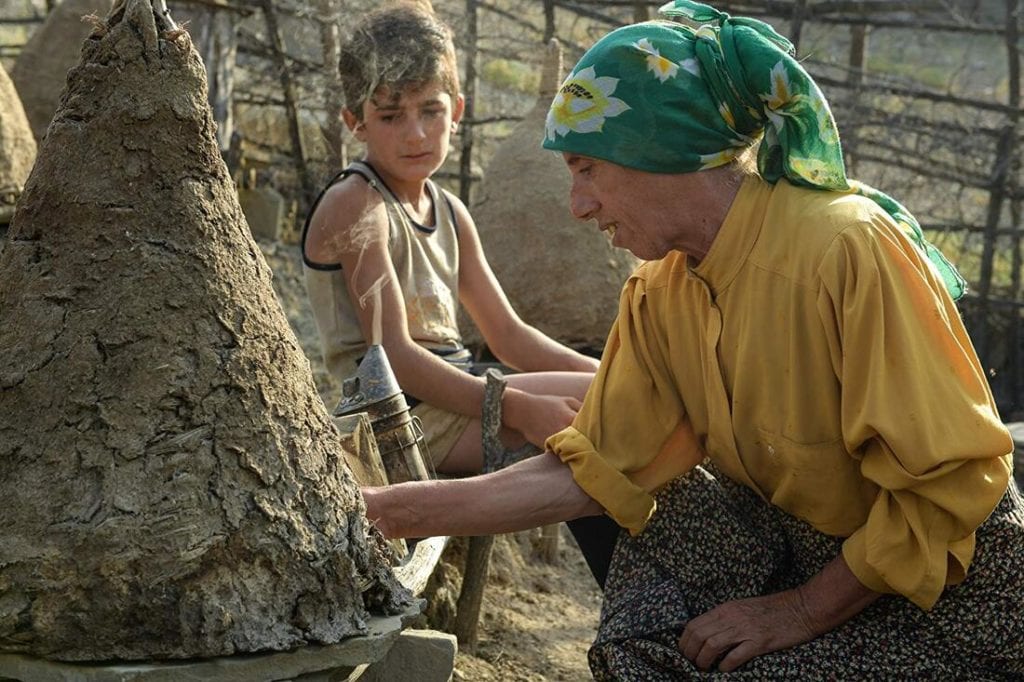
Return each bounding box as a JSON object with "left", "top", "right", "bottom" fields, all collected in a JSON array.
[{"left": 410, "top": 401, "right": 472, "bottom": 470}]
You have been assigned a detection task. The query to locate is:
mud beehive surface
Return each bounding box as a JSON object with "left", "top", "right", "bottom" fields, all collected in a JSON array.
[{"left": 0, "top": 0, "right": 406, "bottom": 662}]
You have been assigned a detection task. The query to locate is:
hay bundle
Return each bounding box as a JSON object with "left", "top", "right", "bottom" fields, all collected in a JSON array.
[
  {"left": 0, "top": 62, "right": 36, "bottom": 224},
  {"left": 0, "top": 0, "right": 405, "bottom": 662},
  {"left": 472, "top": 40, "right": 639, "bottom": 350}
]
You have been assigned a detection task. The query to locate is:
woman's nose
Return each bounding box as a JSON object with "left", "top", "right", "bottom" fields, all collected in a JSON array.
[{"left": 570, "top": 186, "right": 598, "bottom": 221}]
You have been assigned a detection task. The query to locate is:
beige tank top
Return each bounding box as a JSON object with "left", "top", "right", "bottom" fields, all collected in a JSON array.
[{"left": 302, "top": 161, "right": 464, "bottom": 384}]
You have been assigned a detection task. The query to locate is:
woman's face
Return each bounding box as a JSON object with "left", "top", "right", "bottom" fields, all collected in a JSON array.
[{"left": 563, "top": 154, "right": 680, "bottom": 261}]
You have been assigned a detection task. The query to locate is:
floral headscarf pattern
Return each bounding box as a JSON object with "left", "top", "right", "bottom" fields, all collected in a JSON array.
[{"left": 542, "top": 0, "right": 965, "bottom": 299}]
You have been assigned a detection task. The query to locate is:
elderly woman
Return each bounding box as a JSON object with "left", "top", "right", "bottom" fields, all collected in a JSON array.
[{"left": 363, "top": 1, "right": 1024, "bottom": 677}]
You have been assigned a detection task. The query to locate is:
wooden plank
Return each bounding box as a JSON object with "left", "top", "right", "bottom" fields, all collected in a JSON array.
[{"left": 393, "top": 536, "right": 449, "bottom": 597}]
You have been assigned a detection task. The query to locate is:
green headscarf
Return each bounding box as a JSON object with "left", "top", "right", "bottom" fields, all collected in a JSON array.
[{"left": 542, "top": 0, "right": 965, "bottom": 299}]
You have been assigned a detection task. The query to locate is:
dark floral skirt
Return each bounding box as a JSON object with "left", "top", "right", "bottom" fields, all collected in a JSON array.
[{"left": 591, "top": 465, "right": 1024, "bottom": 680}]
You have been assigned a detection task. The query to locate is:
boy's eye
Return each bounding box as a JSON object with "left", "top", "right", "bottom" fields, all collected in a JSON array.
[{"left": 423, "top": 108, "right": 444, "bottom": 118}]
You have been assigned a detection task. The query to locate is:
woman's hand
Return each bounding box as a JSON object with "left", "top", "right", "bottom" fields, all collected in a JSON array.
[
  {"left": 502, "top": 388, "right": 582, "bottom": 448},
  {"left": 361, "top": 486, "right": 399, "bottom": 538},
  {"left": 678, "top": 589, "right": 817, "bottom": 672},
  {"left": 679, "top": 553, "right": 880, "bottom": 672}
]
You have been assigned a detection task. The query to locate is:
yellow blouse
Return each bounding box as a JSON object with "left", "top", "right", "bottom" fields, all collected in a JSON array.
[{"left": 547, "top": 176, "right": 1013, "bottom": 609}]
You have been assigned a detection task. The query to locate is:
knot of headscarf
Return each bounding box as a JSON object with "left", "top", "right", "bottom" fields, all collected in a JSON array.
[{"left": 542, "top": 0, "right": 965, "bottom": 299}]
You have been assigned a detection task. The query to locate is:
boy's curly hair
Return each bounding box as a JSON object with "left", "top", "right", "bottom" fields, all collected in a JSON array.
[{"left": 338, "top": 2, "right": 460, "bottom": 118}]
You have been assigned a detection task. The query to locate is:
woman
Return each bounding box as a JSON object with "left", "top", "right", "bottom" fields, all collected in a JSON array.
[{"left": 364, "top": 2, "right": 1024, "bottom": 677}]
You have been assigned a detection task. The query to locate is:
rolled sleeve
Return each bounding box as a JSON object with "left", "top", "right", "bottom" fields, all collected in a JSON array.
[{"left": 548, "top": 426, "right": 657, "bottom": 534}]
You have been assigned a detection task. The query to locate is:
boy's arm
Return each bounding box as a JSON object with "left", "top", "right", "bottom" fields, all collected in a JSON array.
[
  {"left": 306, "top": 181, "right": 580, "bottom": 446},
  {"left": 450, "top": 197, "right": 600, "bottom": 373}
]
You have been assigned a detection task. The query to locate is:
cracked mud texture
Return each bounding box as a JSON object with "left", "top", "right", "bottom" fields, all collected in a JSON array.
[{"left": 0, "top": 0, "right": 408, "bottom": 662}]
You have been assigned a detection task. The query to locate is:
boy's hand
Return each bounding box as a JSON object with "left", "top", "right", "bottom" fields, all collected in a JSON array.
[{"left": 502, "top": 389, "right": 582, "bottom": 448}]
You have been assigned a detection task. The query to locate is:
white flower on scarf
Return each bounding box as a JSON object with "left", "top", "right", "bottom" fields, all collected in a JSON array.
[
  {"left": 633, "top": 38, "right": 697, "bottom": 82},
  {"left": 545, "top": 66, "right": 630, "bottom": 140},
  {"left": 762, "top": 60, "right": 797, "bottom": 130}
]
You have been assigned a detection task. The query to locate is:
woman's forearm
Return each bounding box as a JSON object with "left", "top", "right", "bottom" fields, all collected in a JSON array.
[
  {"left": 797, "top": 553, "right": 882, "bottom": 635},
  {"left": 361, "top": 451, "right": 604, "bottom": 538}
]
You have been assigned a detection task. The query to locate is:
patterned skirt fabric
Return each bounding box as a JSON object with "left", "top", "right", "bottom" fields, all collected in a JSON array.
[{"left": 591, "top": 465, "right": 1024, "bottom": 680}]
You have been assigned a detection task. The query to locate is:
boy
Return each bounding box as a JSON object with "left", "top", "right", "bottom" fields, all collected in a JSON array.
[{"left": 302, "top": 3, "right": 598, "bottom": 480}]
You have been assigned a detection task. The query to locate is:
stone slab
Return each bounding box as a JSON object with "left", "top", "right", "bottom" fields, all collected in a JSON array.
[
  {"left": 0, "top": 601, "right": 424, "bottom": 682},
  {"left": 355, "top": 629, "right": 456, "bottom": 682},
  {"left": 238, "top": 186, "right": 286, "bottom": 243}
]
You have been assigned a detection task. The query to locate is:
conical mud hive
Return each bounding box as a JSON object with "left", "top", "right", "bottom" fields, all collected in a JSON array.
[
  {"left": 472, "top": 41, "right": 638, "bottom": 350},
  {"left": 0, "top": 0, "right": 406, "bottom": 662},
  {"left": 0, "top": 62, "right": 36, "bottom": 225},
  {"left": 11, "top": 0, "right": 113, "bottom": 141}
]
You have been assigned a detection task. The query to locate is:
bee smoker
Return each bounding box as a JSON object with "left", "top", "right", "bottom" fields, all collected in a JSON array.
[{"left": 333, "top": 345, "right": 432, "bottom": 484}]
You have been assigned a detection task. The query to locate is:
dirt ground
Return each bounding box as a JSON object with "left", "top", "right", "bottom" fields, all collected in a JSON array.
[
  {"left": 446, "top": 531, "right": 601, "bottom": 681},
  {"left": 260, "top": 240, "right": 603, "bottom": 680}
]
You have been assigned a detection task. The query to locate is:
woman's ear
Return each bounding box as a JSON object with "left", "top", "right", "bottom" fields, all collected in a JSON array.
[{"left": 342, "top": 108, "right": 365, "bottom": 140}]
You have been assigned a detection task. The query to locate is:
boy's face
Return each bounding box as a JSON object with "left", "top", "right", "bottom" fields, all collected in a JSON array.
[{"left": 344, "top": 81, "right": 464, "bottom": 188}]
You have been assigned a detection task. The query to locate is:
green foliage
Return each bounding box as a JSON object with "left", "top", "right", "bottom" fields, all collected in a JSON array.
[
  {"left": 865, "top": 56, "right": 956, "bottom": 91},
  {"left": 480, "top": 58, "right": 540, "bottom": 94}
]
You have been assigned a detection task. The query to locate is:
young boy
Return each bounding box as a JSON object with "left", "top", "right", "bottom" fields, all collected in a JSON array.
[{"left": 302, "top": 3, "right": 599, "bottom": 479}]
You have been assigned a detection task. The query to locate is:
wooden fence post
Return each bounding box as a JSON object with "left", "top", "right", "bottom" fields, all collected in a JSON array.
[
  {"left": 844, "top": 23, "right": 869, "bottom": 175},
  {"left": 460, "top": 0, "right": 478, "bottom": 205},
  {"left": 543, "top": 0, "right": 555, "bottom": 43},
  {"left": 974, "top": 0, "right": 1022, "bottom": 364},
  {"left": 317, "top": 0, "right": 345, "bottom": 172},
  {"left": 789, "top": 0, "right": 809, "bottom": 54},
  {"left": 192, "top": 9, "right": 237, "bottom": 155},
  {"left": 1005, "top": 0, "right": 1022, "bottom": 413},
  {"left": 973, "top": 126, "right": 1014, "bottom": 361},
  {"left": 260, "top": 0, "right": 317, "bottom": 208},
  {"left": 632, "top": 1, "right": 650, "bottom": 23}
]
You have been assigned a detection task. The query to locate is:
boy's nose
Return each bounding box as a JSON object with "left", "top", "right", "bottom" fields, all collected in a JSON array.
[{"left": 405, "top": 118, "right": 428, "bottom": 140}]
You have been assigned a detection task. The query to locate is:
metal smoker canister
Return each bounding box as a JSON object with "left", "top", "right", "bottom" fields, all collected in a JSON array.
[{"left": 333, "top": 345, "right": 432, "bottom": 484}]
